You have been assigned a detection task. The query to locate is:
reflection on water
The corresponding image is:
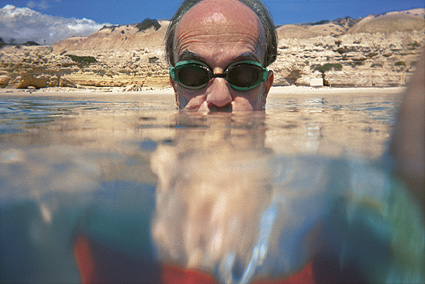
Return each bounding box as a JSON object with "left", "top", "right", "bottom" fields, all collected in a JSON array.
[{"left": 0, "top": 92, "right": 423, "bottom": 283}]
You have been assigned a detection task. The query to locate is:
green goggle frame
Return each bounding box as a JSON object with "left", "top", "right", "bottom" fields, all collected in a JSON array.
[{"left": 169, "top": 60, "right": 268, "bottom": 91}]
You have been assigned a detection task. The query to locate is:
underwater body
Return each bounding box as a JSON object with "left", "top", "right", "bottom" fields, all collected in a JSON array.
[{"left": 0, "top": 90, "right": 423, "bottom": 283}]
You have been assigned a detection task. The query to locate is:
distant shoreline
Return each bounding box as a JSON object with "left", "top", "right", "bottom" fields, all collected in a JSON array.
[
  {"left": 269, "top": 86, "right": 406, "bottom": 96},
  {"left": 0, "top": 86, "right": 406, "bottom": 97}
]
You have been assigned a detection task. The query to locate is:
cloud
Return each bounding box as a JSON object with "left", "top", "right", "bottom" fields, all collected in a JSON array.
[
  {"left": 27, "top": 0, "right": 49, "bottom": 10},
  {"left": 0, "top": 4, "right": 109, "bottom": 44},
  {"left": 26, "top": 1, "right": 36, "bottom": 9}
]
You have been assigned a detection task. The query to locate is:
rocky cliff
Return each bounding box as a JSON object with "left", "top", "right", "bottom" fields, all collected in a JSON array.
[
  {"left": 0, "top": 10, "right": 424, "bottom": 89},
  {"left": 272, "top": 9, "right": 425, "bottom": 87},
  {"left": 0, "top": 19, "right": 171, "bottom": 89}
]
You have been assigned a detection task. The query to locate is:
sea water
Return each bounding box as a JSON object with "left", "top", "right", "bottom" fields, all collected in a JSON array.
[{"left": 0, "top": 90, "right": 423, "bottom": 283}]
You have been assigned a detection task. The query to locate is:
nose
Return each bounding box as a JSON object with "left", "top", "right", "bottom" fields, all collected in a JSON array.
[{"left": 205, "top": 78, "right": 233, "bottom": 111}]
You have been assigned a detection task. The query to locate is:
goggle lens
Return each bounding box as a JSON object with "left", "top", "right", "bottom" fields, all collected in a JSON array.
[
  {"left": 227, "top": 63, "right": 263, "bottom": 89},
  {"left": 175, "top": 64, "right": 210, "bottom": 89}
]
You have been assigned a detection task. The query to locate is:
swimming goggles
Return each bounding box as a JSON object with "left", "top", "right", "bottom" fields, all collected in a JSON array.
[{"left": 169, "top": 60, "right": 268, "bottom": 91}]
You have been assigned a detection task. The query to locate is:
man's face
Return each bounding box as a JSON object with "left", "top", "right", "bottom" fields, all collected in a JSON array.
[{"left": 171, "top": 0, "right": 274, "bottom": 111}]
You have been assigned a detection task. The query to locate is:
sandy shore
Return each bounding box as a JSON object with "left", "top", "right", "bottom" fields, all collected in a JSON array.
[{"left": 0, "top": 85, "right": 406, "bottom": 97}]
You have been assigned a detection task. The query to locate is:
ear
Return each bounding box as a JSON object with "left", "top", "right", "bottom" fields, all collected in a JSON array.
[{"left": 262, "top": 70, "right": 274, "bottom": 105}]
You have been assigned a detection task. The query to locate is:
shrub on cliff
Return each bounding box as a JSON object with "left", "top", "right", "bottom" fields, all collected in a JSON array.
[
  {"left": 312, "top": 63, "right": 343, "bottom": 86},
  {"left": 407, "top": 41, "right": 421, "bottom": 50},
  {"left": 310, "top": 19, "right": 330, "bottom": 26},
  {"left": 136, "top": 18, "right": 161, "bottom": 32},
  {"left": 24, "top": 41, "right": 40, "bottom": 46},
  {"left": 336, "top": 47, "right": 350, "bottom": 54},
  {"left": 313, "top": 63, "right": 343, "bottom": 74},
  {"left": 66, "top": 55, "right": 97, "bottom": 64},
  {"left": 349, "top": 60, "right": 365, "bottom": 67},
  {"left": 302, "top": 19, "right": 329, "bottom": 26}
]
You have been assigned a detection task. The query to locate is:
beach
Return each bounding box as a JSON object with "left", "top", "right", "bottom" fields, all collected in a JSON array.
[{"left": 0, "top": 85, "right": 407, "bottom": 97}]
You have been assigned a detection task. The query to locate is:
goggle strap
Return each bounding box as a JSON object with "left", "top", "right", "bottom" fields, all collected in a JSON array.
[{"left": 263, "top": 68, "right": 268, "bottom": 81}]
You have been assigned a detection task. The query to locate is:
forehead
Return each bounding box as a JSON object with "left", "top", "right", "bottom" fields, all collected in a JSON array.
[
  {"left": 174, "top": 0, "right": 265, "bottom": 64},
  {"left": 178, "top": 0, "right": 260, "bottom": 30}
]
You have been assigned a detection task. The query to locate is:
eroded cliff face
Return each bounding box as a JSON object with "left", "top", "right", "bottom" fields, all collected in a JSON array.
[
  {"left": 271, "top": 29, "right": 424, "bottom": 87},
  {"left": 271, "top": 10, "right": 425, "bottom": 87},
  {"left": 0, "top": 43, "right": 171, "bottom": 89},
  {"left": 0, "top": 11, "right": 424, "bottom": 89},
  {"left": 0, "top": 20, "right": 171, "bottom": 89}
]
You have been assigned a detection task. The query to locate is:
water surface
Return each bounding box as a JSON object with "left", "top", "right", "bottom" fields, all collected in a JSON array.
[{"left": 1, "top": 90, "right": 423, "bottom": 284}]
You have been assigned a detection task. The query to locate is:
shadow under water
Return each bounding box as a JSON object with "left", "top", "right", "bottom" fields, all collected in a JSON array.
[{"left": 0, "top": 92, "right": 423, "bottom": 283}]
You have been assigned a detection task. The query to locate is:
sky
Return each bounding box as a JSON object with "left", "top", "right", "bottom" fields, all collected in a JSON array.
[{"left": 1, "top": 0, "right": 424, "bottom": 44}]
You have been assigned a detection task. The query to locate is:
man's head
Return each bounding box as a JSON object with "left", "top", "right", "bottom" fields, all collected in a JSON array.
[{"left": 165, "top": 0, "right": 277, "bottom": 111}]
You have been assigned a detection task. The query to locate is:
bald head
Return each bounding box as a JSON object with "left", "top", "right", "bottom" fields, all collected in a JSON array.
[
  {"left": 174, "top": 0, "right": 265, "bottom": 66},
  {"left": 165, "top": 0, "right": 277, "bottom": 67},
  {"left": 177, "top": 0, "right": 263, "bottom": 35}
]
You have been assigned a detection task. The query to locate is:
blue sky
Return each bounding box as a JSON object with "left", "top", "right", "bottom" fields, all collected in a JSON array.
[{"left": 2, "top": 0, "right": 424, "bottom": 25}]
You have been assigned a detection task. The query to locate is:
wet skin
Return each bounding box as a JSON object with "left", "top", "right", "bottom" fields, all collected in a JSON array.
[{"left": 171, "top": 0, "right": 274, "bottom": 112}]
